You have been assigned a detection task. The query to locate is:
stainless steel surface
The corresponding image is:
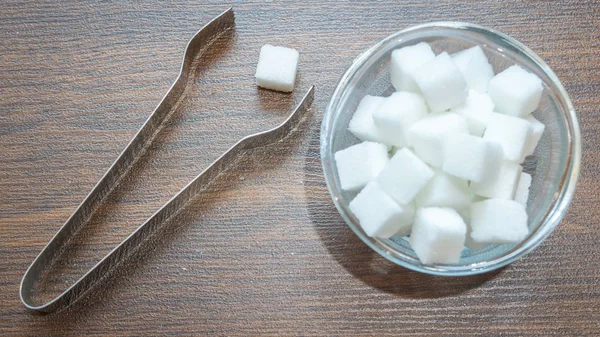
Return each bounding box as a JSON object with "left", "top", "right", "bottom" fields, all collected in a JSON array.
[{"left": 19, "top": 7, "right": 315, "bottom": 313}]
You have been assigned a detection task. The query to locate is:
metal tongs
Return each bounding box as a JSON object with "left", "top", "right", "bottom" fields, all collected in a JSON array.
[{"left": 20, "top": 8, "right": 315, "bottom": 313}]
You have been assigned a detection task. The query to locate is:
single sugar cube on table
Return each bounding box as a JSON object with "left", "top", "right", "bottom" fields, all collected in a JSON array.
[
  {"left": 483, "top": 112, "right": 533, "bottom": 162},
  {"left": 451, "top": 46, "right": 495, "bottom": 94},
  {"left": 407, "top": 112, "right": 469, "bottom": 168},
  {"left": 255, "top": 44, "right": 299, "bottom": 93},
  {"left": 471, "top": 161, "right": 523, "bottom": 199},
  {"left": 414, "top": 52, "right": 468, "bottom": 112},
  {"left": 524, "top": 115, "right": 546, "bottom": 156},
  {"left": 376, "top": 148, "right": 434, "bottom": 205},
  {"left": 416, "top": 171, "right": 471, "bottom": 211},
  {"left": 470, "top": 199, "right": 529, "bottom": 244},
  {"left": 334, "top": 141, "right": 389, "bottom": 191},
  {"left": 372, "top": 91, "right": 428, "bottom": 147},
  {"left": 514, "top": 172, "right": 532, "bottom": 206},
  {"left": 450, "top": 89, "right": 494, "bottom": 137},
  {"left": 390, "top": 42, "right": 436, "bottom": 92},
  {"left": 348, "top": 95, "right": 386, "bottom": 143},
  {"left": 441, "top": 132, "right": 504, "bottom": 183},
  {"left": 349, "top": 181, "right": 415, "bottom": 238},
  {"left": 488, "top": 65, "right": 543, "bottom": 117},
  {"left": 410, "top": 207, "right": 467, "bottom": 264}
]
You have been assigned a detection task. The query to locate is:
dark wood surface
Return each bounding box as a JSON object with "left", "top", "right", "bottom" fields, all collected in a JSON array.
[{"left": 1, "top": 1, "right": 599, "bottom": 335}]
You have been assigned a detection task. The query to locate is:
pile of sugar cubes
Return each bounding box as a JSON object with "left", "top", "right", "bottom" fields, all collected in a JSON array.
[{"left": 335, "top": 42, "right": 545, "bottom": 264}]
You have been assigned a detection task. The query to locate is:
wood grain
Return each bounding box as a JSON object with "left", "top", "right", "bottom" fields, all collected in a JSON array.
[{"left": 1, "top": 0, "right": 599, "bottom": 335}]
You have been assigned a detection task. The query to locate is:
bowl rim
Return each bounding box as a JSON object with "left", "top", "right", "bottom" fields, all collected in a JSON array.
[{"left": 320, "top": 21, "right": 581, "bottom": 276}]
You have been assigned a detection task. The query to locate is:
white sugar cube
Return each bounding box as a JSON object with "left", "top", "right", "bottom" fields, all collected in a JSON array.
[
  {"left": 471, "top": 161, "right": 522, "bottom": 199},
  {"left": 416, "top": 171, "right": 471, "bottom": 211},
  {"left": 390, "top": 42, "right": 436, "bottom": 92},
  {"left": 376, "top": 148, "right": 434, "bottom": 205},
  {"left": 255, "top": 44, "right": 299, "bottom": 92},
  {"left": 450, "top": 89, "right": 494, "bottom": 137},
  {"left": 442, "top": 132, "right": 504, "bottom": 183},
  {"left": 470, "top": 199, "right": 529, "bottom": 244},
  {"left": 488, "top": 65, "right": 543, "bottom": 117},
  {"left": 372, "top": 92, "right": 428, "bottom": 147},
  {"left": 410, "top": 207, "right": 467, "bottom": 264},
  {"left": 414, "top": 52, "right": 468, "bottom": 112},
  {"left": 334, "top": 141, "right": 389, "bottom": 191},
  {"left": 407, "top": 113, "right": 469, "bottom": 168},
  {"left": 483, "top": 112, "right": 533, "bottom": 162},
  {"left": 348, "top": 95, "right": 386, "bottom": 143},
  {"left": 349, "top": 181, "right": 415, "bottom": 238},
  {"left": 514, "top": 172, "right": 532, "bottom": 206},
  {"left": 524, "top": 115, "right": 546, "bottom": 156},
  {"left": 451, "top": 46, "right": 495, "bottom": 93}
]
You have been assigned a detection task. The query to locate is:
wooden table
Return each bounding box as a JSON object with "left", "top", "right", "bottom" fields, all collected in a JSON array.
[{"left": 1, "top": 1, "right": 598, "bottom": 335}]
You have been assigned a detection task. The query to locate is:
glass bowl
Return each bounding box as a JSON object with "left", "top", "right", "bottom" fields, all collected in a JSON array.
[{"left": 320, "top": 22, "right": 581, "bottom": 276}]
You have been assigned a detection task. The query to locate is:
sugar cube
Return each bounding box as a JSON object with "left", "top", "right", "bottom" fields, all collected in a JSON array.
[
  {"left": 483, "top": 112, "right": 533, "bottom": 162},
  {"left": 524, "top": 115, "right": 546, "bottom": 156},
  {"left": 376, "top": 148, "right": 434, "bottom": 205},
  {"left": 334, "top": 141, "right": 389, "bottom": 191},
  {"left": 450, "top": 89, "right": 494, "bottom": 137},
  {"left": 410, "top": 207, "right": 467, "bottom": 264},
  {"left": 372, "top": 92, "right": 428, "bottom": 147},
  {"left": 471, "top": 161, "right": 522, "bottom": 199},
  {"left": 390, "top": 42, "right": 436, "bottom": 92},
  {"left": 488, "top": 65, "right": 543, "bottom": 117},
  {"left": 514, "top": 172, "right": 532, "bottom": 206},
  {"left": 451, "top": 46, "right": 495, "bottom": 93},
  {"left": 416, "top": 171, "right": 471, "bottom": 211},
  {"left": 441, "top": 132, "right": 504, "bottom": 183},
  {"left": 348, "top": 95, "right": 386, "bottom": 143},
  {"left": 255, "top": 44, "right": 299, "bottom": 92},
  {"left": 407, "top": 113, "right": 469, "bottom": 168},
  {"left": 470, "top": 199, "right": 529, "bottom": 244},
  {"left": 414, "top": 52, "right": 468, "bottom": 112},
  {"left": 349, "top": 181, "right": 415, "bottom": 238}
]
